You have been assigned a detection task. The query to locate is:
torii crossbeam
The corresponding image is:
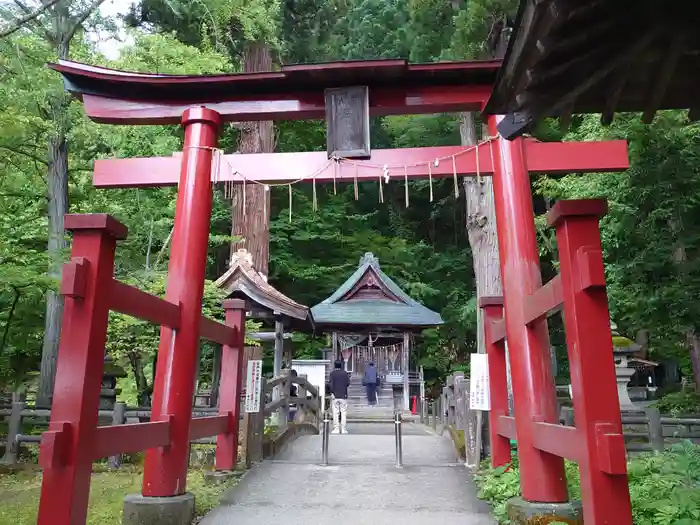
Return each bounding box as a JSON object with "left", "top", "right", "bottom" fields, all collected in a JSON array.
[
  {"left": 40, "top": 58, "right": 634, "bottom": 525},
  {"left": 94, "top": 139, "right": 629, "bottom": 188}
]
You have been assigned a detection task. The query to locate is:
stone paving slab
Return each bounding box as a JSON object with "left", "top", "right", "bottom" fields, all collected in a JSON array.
[{"left": 199, "top": 424, "right": 495, "bottom": 525}]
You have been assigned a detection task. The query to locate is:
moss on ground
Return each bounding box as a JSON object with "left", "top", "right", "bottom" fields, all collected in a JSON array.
[{"left": 0, "top": 466, "right": 236, "bottom": 525}]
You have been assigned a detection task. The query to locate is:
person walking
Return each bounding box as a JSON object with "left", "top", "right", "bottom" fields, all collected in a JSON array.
[
  {"left": 363, "top": 361, "right": 379, "bottom": 406},
  {"left": 328, "top": 359, "right": 350, "bottom": 434}
]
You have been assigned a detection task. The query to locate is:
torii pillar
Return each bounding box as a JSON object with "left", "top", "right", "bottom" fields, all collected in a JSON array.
[{"left": 487, "top": 114, "right": 574, "bottom": 520}]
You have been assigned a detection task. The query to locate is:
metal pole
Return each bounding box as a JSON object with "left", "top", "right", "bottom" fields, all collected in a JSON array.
[
  {"left": 432, "top": 401, "right": 437, "bottom": 431},
  {"left": 321, "top": 412, "right": 330, "bottom": 466},
  {"left": 394, "top": 411, "right": 403, "bottom": 468}
]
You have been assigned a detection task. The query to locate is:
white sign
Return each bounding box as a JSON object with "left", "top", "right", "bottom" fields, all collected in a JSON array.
[
  {"left": 244, "top": 360, "right": 263, "bottom": 413},
  {"left": 469, "top": 353, "right": 491, "bottom": 411}
]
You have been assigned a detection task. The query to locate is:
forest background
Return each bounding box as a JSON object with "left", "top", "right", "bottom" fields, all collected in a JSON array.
[{"left": 1, "top": 0, "right": 699, "bottom": 408}]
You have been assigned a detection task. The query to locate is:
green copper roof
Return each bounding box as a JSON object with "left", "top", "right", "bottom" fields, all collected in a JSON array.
[{"left": 311, "top": 253, "right": 444, "bottom": 328}]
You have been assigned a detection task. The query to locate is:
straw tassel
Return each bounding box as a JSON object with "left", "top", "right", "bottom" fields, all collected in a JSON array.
[
  {"left": 404, "top": 165, "right": 409, "bottom": 207},
  {"left": 353, "top": 164, "right": 359, "bottom": 200},
  {"left": 428, "top": 162, "right": 434, "bottom": 202},
  {"left": 452, "top": 155, "right": 459, "bottom": 198},
  {"left": 288, "top": 184, "right": 292, "bottom": 222},
  {"left": 312, "top": 174, "right": 318, "bottom": 212}
]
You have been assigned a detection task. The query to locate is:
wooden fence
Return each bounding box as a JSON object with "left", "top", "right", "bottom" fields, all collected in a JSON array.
[
  {"left": 436, "top": 373, "right": 700, "bottom": 459},
  {"left": 0, "top": 371, "right": 321, "bottom": 467}
]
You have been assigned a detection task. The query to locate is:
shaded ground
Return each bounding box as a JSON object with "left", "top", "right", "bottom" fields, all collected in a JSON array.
[{"left": 200, "top": 422, "right": 495, "bottom": 525}]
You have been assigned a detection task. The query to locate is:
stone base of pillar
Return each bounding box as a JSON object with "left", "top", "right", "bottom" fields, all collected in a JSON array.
[
  {"left": 203, "top": 469, "right": 240, "bottom": 486},
  {"left": 122, "top": 493, "right": 195, "bottom": 525},
  {"left": 506, "top": 497, "right": 583, "bottom": 525}
]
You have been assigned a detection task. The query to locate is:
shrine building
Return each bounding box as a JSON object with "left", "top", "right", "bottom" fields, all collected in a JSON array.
[{"left": 312, "top": 252, "right": 443, "bottom": 410}]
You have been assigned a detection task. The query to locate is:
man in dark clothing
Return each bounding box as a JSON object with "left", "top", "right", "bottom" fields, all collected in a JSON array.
[
  {"left": 328, "top": 360, "right": 350, "bottom": 434},
  {"left": 363, "top": 361, "right": 379, "bottom": 406}
]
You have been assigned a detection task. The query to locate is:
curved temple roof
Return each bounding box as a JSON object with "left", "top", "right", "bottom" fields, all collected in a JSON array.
[
  {"left": 216, "top": 249, "right": 311, "bottom": 326},
  {"left": 311, "top": 253, "right": 443, "bottom": 329}
]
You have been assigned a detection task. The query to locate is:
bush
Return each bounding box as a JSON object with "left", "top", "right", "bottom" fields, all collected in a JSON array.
[
  {"left": 654, "top": 391, "right": 700, "bottom": 416},
  {"left": 475, "top": 442, "right": 700, "bottom": 525}
]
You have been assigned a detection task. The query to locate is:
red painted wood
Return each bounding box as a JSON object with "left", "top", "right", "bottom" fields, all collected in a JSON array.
[
  {"left": 200, "top": 317, "right": 236, "bottom": 347},
  {"left": 479, "top": 297, "right": 511, "bottom": 468},
  {"left": 489, "top": 318, "right": 506, "bottom": 345},
  {"left": 546, "top": 199, "right": 609, "bottom": 229},
  {"left": 523, "top": 274, "right": 563, "bottom": 325},
  {"left": 82, "top": 85, "right": 491, "bottom": 124},
  {"left": 92, "top": 139, "right": 630, "bottom": 188},
  {"left": 142, "top": 108, "right": 222, "bottom": 497},
  {"left": 488, "top": 115, "right": 568, "bottom": 503},
  {"left": 64, "top": 213, "right": 128, "bottom": 240},
  {"left": 37, "top": 215, "right": 124, "bottom": 525},
  {"left": 216, "top": 299, "right": 246, "bottom": 471},
  {"left": 189, "top": 415, "right": 229, "bottom": 441},
  {"left": 93, "top": 420, "right": 171, "bottom": 459},
  {"left": 110, "top": 280, "right": 180, "bottom": 328},
  {"left": 531, "top": 422, "right": 583, "bottom": 462},
  {"left": 551, "top": 200, "right": 632, "bottom": 524},
  {"left": 60, "top": 257, "right": 88, "bottom": 298},
  {"left": 497, "top": 416, "right": 517, "bottom": 440}
]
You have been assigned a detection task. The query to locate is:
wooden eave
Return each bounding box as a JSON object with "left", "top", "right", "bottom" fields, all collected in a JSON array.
[
  {"left": 484, "top": 0, "right": 700, "bottom": 139},
  {"left": 215, "top": 254, "right": 311, "bottom": 327}
]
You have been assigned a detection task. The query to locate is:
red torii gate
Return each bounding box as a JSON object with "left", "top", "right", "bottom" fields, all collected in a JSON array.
[{"left": 41, "top": 58, "right": 632, "bottom": 525}]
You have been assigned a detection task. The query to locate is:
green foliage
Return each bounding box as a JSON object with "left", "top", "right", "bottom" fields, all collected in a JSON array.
[
  {"left": 476, "top": 443, "right": 700, "bottom": 525},
  {"left": 0, "top": 467, "right": 236, "bottom": 525},
  {"left": 655, "top": 391, "right": 700, "bottom": 417}
]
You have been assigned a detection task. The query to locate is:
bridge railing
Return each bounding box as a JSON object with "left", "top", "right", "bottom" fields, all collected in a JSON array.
[
  {"left": 37, "top": 214, "right": 248, "bottom": 525},
  {"left": 263, "top": 372, "right": 321, "bottom": 429}
]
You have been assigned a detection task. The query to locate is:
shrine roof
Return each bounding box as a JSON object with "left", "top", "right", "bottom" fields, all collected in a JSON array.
[
  {"left": 311, "top": 253, "right": 443, "bottom": 329},
  {"left": 49, "top": 58, "right": 501, "bottom": 103},
  {"left": 484, "top": 0, "right": 700, "bottom": 139},
  {"left": 215, "top": 249, "right": 311, "bottom": 325}
]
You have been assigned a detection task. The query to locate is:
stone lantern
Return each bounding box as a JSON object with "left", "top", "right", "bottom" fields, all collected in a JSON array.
[
  {"left": 101, "top": 354, "right": 127, "bottom": 410},
  {"left": 611, "top": 322, "right": 641, "bottom": 411}
]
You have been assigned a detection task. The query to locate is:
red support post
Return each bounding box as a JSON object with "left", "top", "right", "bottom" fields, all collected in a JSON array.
[
  {"left": 37, "top": 214, "right": 127, "bottom": 525},
  {"left": 143, "top": 107, "right": 222, "bottom": 496},
  {"left": 487, "top": 115, "right": 568, "bottom": 503},
  {"left": 215, "top": 299, "right": 247, "bottom": 471},
  {"left": 548, "top": 199, "right": 633, "bottom": 525},
  {"left": 478, "top": 296, "right": 511, "bottom": 468}
]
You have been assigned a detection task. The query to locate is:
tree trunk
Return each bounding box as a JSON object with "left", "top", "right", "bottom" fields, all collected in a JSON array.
[
  {"left": 230, "top": 41, "right": 275, "bottom": 277},
  {"left": 128, "top": 352, "right": 152, "bottom": 407},
  {"left": 687, "top": 331, "right": 700, "bottom": 391},
  {"left": 37, "top": 52, "right": 70, "bottom": 404},
  {"left": 461, "top": 112, "right": 506, "bottom": 464}
]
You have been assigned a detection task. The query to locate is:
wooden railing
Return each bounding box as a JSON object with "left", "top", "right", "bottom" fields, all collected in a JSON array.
[{"left": 0, "top": 402, "right": 246, "bottom": 466}]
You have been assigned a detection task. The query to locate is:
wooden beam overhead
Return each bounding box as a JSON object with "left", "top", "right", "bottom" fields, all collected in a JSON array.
[
  {"left": 642, "top": 34, "right": 684, "bottom": 124},
  {"left": 93, "top": 139, "right": 630, "bottom": 188},
  {"left": 601, "top": 58, "right": 633, "bottom": 126}
]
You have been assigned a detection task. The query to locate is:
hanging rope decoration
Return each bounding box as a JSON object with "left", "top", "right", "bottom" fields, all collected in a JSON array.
[
  {"left": 475, "top": 141, "right": 481, "bottom": 186},
  {"left": 203, "top": 136, "right": 499, "bottom": 221},
  {"left": 353, "top": 164, "right": 359, "bottom": 200},
  {"left": 404, "top": 165, "right": 409, "bottom": 207},
  {"left": 428, "top": 160, "right": 434, "bottom": 202},
  {"left": 452, "top": 155, "right": 459, "bottom": 198},
  {"left": 332, "top": 157, "right": 338, "bottom": 195}
]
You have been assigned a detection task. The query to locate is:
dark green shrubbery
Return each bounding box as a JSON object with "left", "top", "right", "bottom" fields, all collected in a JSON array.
[
  {"left": 475, "top": 442, "right": 700, "bottom": 525},
  {"left": 654, "top": 391, "right": 700, "bottom": 417}
]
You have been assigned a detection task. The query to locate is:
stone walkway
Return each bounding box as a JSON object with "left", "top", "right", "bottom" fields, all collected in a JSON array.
[{"left": 199, "top": 422, "right": 495, "bottom": 525}]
